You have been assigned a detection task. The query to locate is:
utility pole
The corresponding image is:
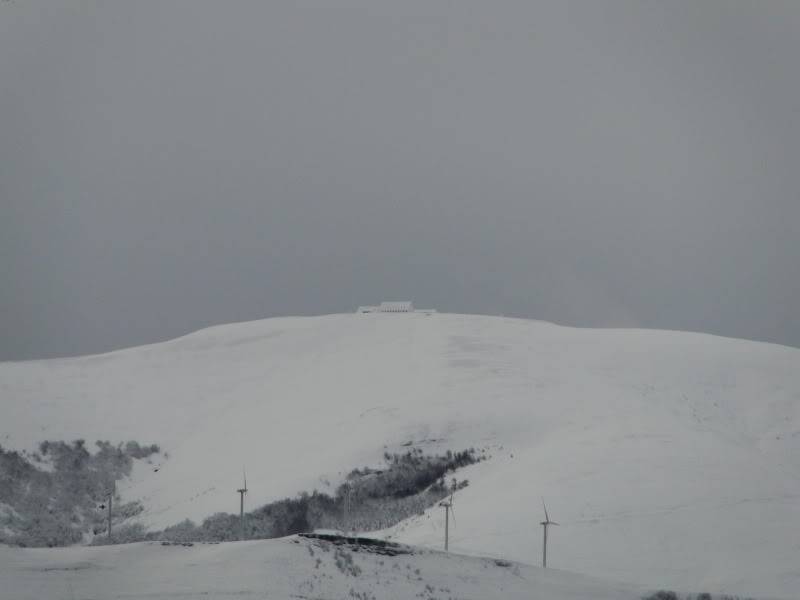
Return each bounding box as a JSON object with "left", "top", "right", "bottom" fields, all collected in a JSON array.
[
  {"left": 439, "top": 479, "right": 456, "bottom": 552},
  {"left": 344, "top": 483, "right": 354, "bottom": 539},
  {"left": 442, "top": 501, "right": 450, "bottom": 551},
  {"left": 237, "top": 469, "right": 248, "bottom": 541},
  {"left": 342, "top": 482, "right": 349, "bottom": 536},
  {"left": 107, "top": 480, "right": 115, "bottom": 542},
  {"left": 540, "top": 499, "right": 559, "bottom": 568}
]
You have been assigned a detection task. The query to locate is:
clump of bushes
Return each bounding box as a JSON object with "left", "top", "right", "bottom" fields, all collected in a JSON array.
[
  {"left": 346, "top": 448, "right": 478, "bottom": 500},
  {"left": 117, "top": 447, "right": 482, "bottom": 544},
  {"left": 643, "top": 593, "right": 678, "bottom": 600},
  {"left": 643, "top": 592, "right": 756, "bottom": 600},
  {"left": 321, "top": 448, "right": 478, "bottom": 533},
  {"left": 90, "top": 522, "right": 148, "bottom": 546},
  {"left": 4, "top": 443, "right": 481, "bottom": 547},
  {"left": 0, "top": 439, "right": 159, "bottom": 547}
]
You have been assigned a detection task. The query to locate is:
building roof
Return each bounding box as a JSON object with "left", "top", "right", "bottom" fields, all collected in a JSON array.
[
  {"left": 378, "top": 301, "right": 414, "bottom": 312},
  {"left": 356, "top": 301, "right": 416, "bottom": 313}
]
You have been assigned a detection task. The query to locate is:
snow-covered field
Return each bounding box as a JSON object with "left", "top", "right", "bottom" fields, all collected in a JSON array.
[
  {"left": 0, "top": 535, "right": 646, "bottom": 600},
  {"left": 2, "top": 313, "right": 799, "bottom": 598}
]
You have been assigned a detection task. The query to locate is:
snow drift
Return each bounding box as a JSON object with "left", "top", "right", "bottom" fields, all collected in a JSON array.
[{"left": 0, "top": 535, "right": 647, "bottom": 600}]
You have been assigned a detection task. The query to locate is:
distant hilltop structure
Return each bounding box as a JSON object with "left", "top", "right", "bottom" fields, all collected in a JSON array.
[{"left": 357, "top": 301, "right": 436, "bottom": 314}]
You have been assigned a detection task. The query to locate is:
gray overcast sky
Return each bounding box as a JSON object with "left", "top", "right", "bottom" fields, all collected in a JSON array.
[{"left": 1, "top": 1, "right": 799, "bottom": 360}]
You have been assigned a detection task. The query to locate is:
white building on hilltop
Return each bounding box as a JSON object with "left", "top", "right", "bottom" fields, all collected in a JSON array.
[
  {"left": 357, "top": 301, "right": 415, "bottom": 313},
  {"left": 357, "top": 301, "right": 437, "bottom": 314},
  {"left": 356, "top": 301, "right": 414, "bottom": 313}
]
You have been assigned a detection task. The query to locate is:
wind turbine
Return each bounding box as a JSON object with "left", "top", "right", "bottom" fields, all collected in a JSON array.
[
  {"left": 540, "top": 498, "right": 559, "bottom": 568},
  {"left": 237, "top": 468, "right": 248, "bottom": 541},
  {"left": 439, "top": 479, "right": 457, "bottom": 552}
]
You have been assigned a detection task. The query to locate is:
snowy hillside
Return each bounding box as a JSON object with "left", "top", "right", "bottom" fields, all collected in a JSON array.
[
  {"left": 0, "top": 535, "right": 646, "bottom": 600},
  {"left": 2, "top": 313, "right": 799, "bottom": 598}
]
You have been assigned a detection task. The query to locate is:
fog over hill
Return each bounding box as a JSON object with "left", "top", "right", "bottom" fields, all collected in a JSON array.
[{"left": 1, "top": 313, "right": 799, "bottom": 598}]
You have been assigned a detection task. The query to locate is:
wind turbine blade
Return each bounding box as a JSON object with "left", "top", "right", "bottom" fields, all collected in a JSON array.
[
  {"left": 551, "top": 521, "right": 560, "bottom": 526},
  {"left": 243, "top": 466, "right": 247, "bottom": 492},
  {"left": 542, "top": 498, "right": 549, "bottom": 523},
  {"left": 450, "top": 506, "right": 456, "bottom": 527}
]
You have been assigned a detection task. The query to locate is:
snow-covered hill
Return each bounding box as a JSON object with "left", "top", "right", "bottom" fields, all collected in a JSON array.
[
  {"left": 0, "top": 535, "right": 646, "bottom": 600},
  {"left": 2, "top": 313, "right": 799, "bottom": 597}
]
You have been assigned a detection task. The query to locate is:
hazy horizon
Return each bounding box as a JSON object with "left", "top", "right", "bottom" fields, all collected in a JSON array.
[{"left": 2, "top": 1, "right": 799, "bottom": 360}]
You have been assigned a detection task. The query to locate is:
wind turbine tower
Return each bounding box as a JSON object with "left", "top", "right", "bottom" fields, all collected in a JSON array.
[
  {"left": 439, "top": 479, "right": 457, "bottom": 552},
  {"left": 237, "top": 469, "right": 248, "bottom": 541},
  {"left": 540, "top": 498, "right": 559, "bottom": 568}
]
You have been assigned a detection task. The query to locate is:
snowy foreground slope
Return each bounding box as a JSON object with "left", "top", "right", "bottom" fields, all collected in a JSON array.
[
  {"left": 2, "top": 313, "right": 799, "bottom": 597},
  {"left": 0, "top": 536, "right": 645, "bottom": 600}
]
